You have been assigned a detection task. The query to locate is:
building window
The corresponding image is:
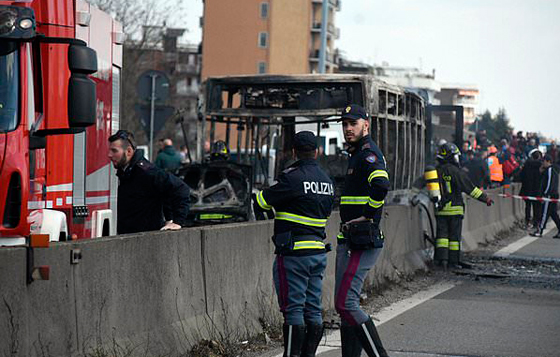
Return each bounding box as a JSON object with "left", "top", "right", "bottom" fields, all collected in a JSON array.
[
  {"left": 260, "top": 2, "right": 269, "bottom": 18},
  {"left": 258, "top": 32, "right": 268, "bottom": 48},
  {"left": 258, "top": 62, "right": 267, "bottom": 74}
]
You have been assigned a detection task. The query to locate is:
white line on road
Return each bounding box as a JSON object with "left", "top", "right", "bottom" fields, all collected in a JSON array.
[
  {"left": 271, "top": 282, "right": 457, "bottom": 357},
  {"left": 493, "top": 228, "right": 552, "bottom": 258},
  {"left": 373, "top": 282, "right": 457, "bottom": 326}
]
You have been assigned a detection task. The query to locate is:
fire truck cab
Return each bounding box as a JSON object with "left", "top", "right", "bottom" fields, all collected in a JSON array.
[{"left": 0, "top": 0, "right": 122, "bottom": 246}]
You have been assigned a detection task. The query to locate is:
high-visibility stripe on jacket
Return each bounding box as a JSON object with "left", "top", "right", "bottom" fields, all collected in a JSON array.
[
  {"left": 254, "top": 158, "right": 335, "bottom": 253},
  {"left": 340, "top": 136, "right": 390, "bottom": 225},
  {"left": 275, "top": 212, "right": 328, "bottom": 227},
  {"left": 434, "top": 162, "right": 489, "bottom": 216},
  {"left": 488, "top": 156, "right": 504, "bottom": 182}
]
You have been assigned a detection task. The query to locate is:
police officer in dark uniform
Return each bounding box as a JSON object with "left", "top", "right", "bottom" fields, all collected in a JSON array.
[
  {"left": 433, "top": 142, "right": 493, "bottom": 268},
  {"left": 254, "top": 131, "right": 335, "bottom": 357},
  {"left": 108, "top": 130, "right": 190, "bottom": 234},
  {"left": 335, "top": 105, "right": 390, "bottom": 357}
]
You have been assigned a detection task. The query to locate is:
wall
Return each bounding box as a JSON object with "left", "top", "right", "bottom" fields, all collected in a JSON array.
[
  {"left": 0, "top": 189, "right": 523, "bottom": 356},
  {"left": 201, "top": 0, "right": 268, "bottom": 79},
  {"left": 268, "top": 0, "right": 311, "bottom": 74}
]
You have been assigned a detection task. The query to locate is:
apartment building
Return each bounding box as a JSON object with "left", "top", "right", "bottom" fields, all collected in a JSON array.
[
  {"left": 435, "top": 85, "right": 479, "bottom": 125},
  {"left": 201, "top": 0, "right": 341, "bottom": 79}
]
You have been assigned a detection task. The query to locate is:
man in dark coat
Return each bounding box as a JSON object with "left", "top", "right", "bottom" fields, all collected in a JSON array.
[
  {"left": 520, "top": 149, "right": 543, "bottom": 228},
  {"left": 155, "top": 139, "right": 183, "bottom": 172},
  {"left": 531, "top": 155, "right": 560, "bottom": 238},
  {"left": 463, "top": 150, "right": 490, "bottom": 189},
  {"left": 108, "top": 130, "right": 190, "bottom": 234}
]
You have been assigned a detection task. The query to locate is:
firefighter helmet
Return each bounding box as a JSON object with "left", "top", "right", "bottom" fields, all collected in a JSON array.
[
  {"left": 210, "top": 140, "right": 230, "bottom": 161},
  {"left": 436, "top": 142, "right": 460, "bottom": 164},
  {"left": 488, "top": 145, "right": 498, "bottom": 154}
]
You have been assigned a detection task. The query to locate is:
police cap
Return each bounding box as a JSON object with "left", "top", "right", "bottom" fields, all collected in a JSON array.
[
  {"left": 340, "top": 104, "right": 369, "bottom": 121},
  {"left": 293, "top": 131, "right": 317, "bottom": 152}
]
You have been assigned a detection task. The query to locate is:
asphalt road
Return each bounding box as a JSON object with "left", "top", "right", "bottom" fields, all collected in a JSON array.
[{"left": 263, "top": 229, "right": 560, "bottom": 357}]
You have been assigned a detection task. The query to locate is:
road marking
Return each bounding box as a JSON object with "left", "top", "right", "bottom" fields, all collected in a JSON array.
[
  {"left": 373, "top": 282, "right": 457, "bottom": 326},
  {"left": 271, "top": 282, "right": 457, "bottom": 357},
  {"left": 493, "top": 228, "right": 552, "bottom": 258}
]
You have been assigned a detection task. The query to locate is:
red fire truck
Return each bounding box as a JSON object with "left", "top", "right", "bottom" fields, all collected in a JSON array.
[{"left": 0, "top": 0, "right": 122, "bottom": 246}]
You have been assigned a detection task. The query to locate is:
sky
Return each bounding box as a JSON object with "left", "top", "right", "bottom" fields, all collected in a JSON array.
[{"left": 183, "top": 0, "right": 560, "bottom": 140}]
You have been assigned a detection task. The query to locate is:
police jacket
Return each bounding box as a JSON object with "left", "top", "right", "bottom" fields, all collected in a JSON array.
[
  {"left": 540, "top": 165, "right": 559, "bottom": 198},
  {"left": 340, "top": 136, "right": 390, "bottom": 225},
  {"left": 255, "top": 158, "right": 334, "bottom": 255},
  {"left": 436, "top": 161, "right": 488, "bottom": 216},
  {"left": 117, "top": 150, "right": 190, "bottom": 234}
]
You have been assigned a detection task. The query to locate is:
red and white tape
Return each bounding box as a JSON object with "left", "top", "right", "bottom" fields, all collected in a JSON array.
[{"left": 497, "top": 193, "right": 560, "bottom": 203}]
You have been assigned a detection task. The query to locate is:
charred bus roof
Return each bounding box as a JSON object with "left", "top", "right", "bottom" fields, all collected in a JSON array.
[{"left": 203, "top": 74, "right": 421, "bottom": 121}]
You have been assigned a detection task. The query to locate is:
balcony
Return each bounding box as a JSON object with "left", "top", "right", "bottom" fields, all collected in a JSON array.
[
  {"left": 309, "top": 49, "right": 339, "bottom": 65},
  {"left": 454, "top": 97, "right": 477, "bottom": 107},
  {"left": 176, "top": 63, "right": 200, "bottom": 74},
  {"left": 312, "top": 0, "right": 341, "bottom": 11},
  {"left": 176, "top": 86, "right": 199, "bottom": 98},
  {"left": 311, "top": 22, "right": 340, "bottom": 39}
]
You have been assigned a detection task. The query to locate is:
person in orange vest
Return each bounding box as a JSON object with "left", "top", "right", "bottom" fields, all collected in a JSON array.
[{"left": 487, "top": 146, "right": 504, "bottom": 188}]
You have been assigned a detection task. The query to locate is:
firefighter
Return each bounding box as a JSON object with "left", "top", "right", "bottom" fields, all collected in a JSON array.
[
  {"left": 197, "top": 140, "right": 232, "bottom": 223},
  {"left": 209, "top": 140, "right": 230, "bottom": 161},
  {"left": 253, "top": 131, "right": 335, "bottom": 357},
  {"left": 433, "top": 142, "right": 494, "bottom": 268},
  {"left": 335, "top": 104, "right": 390, "bottom": 357}
]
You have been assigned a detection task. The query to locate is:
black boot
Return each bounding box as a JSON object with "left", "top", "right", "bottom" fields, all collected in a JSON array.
[
  {"left": 355, "top": 317, "right": 389, "bottom": 357},
  {"left": 283, "top": 324, "right": 306, "bottom": 357},
  {"left": 340, "top": 324, "right": 362, "bottom": 357},
  {"left": 301, "top": 323, "right": 324, "bottom": 357}
]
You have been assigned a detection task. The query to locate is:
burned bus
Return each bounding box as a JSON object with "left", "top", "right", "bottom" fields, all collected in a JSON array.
[{"left": 183, "top": 74, "right": 426, "bottom": 222}]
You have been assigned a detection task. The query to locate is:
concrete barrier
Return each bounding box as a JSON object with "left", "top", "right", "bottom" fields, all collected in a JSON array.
[
  {"left": 462, "top": 185, "right": 524, "bottom": 251},
  {"left": 0, "top": 187, "right": 523, "bottom": 356}
]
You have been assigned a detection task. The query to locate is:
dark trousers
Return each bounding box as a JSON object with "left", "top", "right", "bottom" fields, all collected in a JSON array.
[
  {"left": 525, "top": 200, "right": 541, "bottom": 226},
  {"left": 539, "top": 201, "right": 560, "bottom": 233},
  {"left": 435, "top": 215, "right": 463, "bottom": 264}
]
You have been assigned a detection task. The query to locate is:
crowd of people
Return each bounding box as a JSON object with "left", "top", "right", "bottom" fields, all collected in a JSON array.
[{"left": 459, "top": 130, "right": 560, "bottom": 238}]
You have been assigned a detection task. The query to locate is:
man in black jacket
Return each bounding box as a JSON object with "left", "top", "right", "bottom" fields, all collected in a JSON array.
[
  {"left": 463, "top": 150, "right": 490, "bottom": 189},
  {"left": 520, "top": 149, "right": 543, "bottom": 228},
  {"left": 531, "top": 155, "right": 560, "bottom": 238},
  {"left": 108, "top": 130, "right": 190, "bottom": 234}
]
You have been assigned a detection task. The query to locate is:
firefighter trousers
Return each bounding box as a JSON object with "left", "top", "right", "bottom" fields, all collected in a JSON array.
[
  {"left": 435, "top": 215, "right": 463, "bottom": 265},
  {"left": 273, "top": 253, "right": 327, "bottom": 325},
  {"left": 334, "top": 244, "right": 382, "bottom": 326}
]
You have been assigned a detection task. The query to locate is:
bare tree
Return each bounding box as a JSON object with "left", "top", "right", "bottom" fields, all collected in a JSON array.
[{"left": 87, "top": 0, "right": 189, "bottom": 147}]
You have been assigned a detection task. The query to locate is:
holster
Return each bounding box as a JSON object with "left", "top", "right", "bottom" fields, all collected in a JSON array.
[
  {"left": 341, "top": 221, "right": 384, "bottom": 250},
  {"left": 272, "top": 231, "right": 293, "bottom": 255}
]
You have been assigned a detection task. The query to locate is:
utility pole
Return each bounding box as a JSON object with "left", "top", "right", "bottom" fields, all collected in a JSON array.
[
  {"left": 149, "top": 73, "right": 158, "bottom": 161},
  {"left": 318, "top": 0, "right": 329, "bottom": 73}
]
